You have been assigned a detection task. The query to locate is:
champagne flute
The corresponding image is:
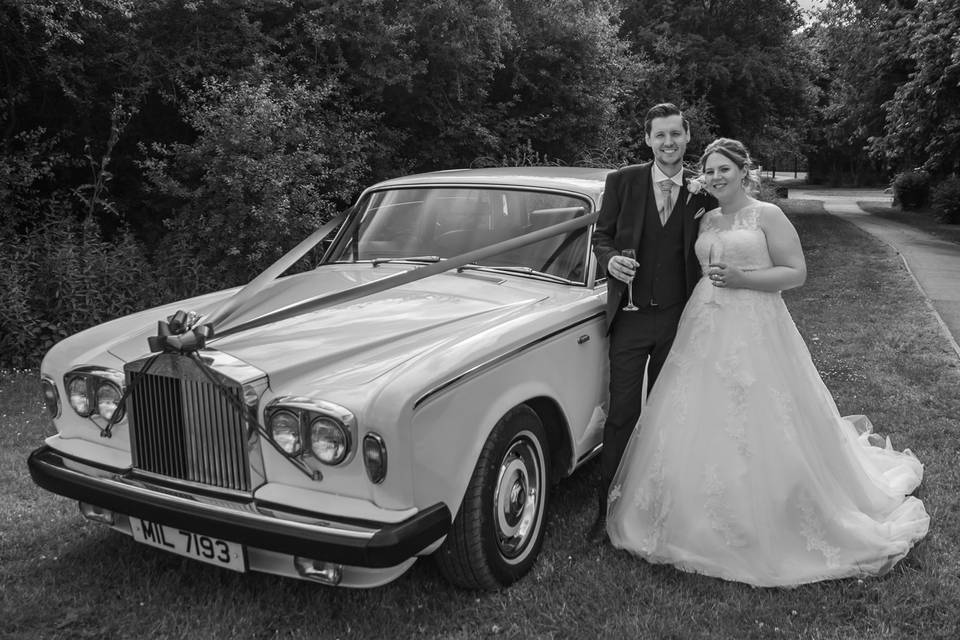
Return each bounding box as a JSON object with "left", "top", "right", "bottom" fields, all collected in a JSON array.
[
  {"left": 621, "top": 249, "right": 639, "bottom": 311},
  {"left": 707, "top": 241, "right": 723, "bottom": 306}
]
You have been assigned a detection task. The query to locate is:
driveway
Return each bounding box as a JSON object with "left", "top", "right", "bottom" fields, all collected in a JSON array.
[{"left": 788, "top": 186, "right": 960, "bottom": 360}]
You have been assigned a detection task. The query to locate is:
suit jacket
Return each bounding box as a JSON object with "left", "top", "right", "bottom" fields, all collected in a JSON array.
[{"left": 593, "top": 162, "right": 717, "bottom": 332}]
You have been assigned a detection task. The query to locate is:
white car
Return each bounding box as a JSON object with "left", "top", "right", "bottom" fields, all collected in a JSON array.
[{"left": 28, "top": 167, "right": 613, "bottom": 589}]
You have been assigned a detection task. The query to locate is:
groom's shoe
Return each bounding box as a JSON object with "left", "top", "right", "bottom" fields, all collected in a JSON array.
[
  {"left": 586, "top": 486, "right": 608, "bottom": 544},
  {"left": 587, "top": 513, "right": 606, "bottom": 544}
]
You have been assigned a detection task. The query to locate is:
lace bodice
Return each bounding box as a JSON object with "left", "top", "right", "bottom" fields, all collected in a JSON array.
[{"left": 695, "top": 206, "right": 773, "bottom": 275}]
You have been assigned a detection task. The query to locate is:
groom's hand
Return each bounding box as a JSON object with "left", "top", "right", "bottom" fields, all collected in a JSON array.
[{"left": 608, "top": 255, "right": 637, "bottom": 283}]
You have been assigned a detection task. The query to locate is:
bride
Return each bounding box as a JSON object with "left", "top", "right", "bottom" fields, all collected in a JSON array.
[{"left": 605, "top": 138, "right": 930, "bottom": 587}]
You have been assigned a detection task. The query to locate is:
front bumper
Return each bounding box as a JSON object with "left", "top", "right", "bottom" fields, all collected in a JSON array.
[{"left": 27, "top": 445, "right": 450, "bottom": 569}]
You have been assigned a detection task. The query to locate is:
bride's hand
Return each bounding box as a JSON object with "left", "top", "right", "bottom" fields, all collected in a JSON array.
[{"left": 708, "top": 263, "right": 744, "bottom": 288}]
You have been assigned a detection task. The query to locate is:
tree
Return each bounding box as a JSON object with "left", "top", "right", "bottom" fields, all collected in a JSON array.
[
  {"left": 141, "top": 71, "right": 377, "bottom": 288},
  {"left": 803, "top": 0, "right": 914, "bottom": 185},
  {"left": 870, "top": 0, "right": 960, "bottom": 180},
  {"left": 617, "top": 0, "right": 813, "bottom": 164}
]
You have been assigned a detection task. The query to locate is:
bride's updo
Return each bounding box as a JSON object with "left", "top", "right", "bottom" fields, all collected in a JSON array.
[{"left": 700, "top": 138, "right": 761, "bottom": 194}]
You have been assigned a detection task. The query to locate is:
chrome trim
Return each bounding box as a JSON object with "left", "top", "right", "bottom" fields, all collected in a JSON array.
[
  {"left": 129, "top": 468, "right": 256, "bottom": 501},
  {"left": 108, "top": 476, "right": 376, "bottom": 541},
  {"left": 67, "top": 366, "right": 126, "bottom": 387},
  {"left": 124, "top": 351, "right": 269, "bottom": 493},
  {"left": 413, "top": 312, "right": 605, "bottom": 409}
]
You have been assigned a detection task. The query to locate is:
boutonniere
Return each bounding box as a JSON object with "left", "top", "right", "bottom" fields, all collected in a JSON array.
[
  {"left": 685, "top": 176, "right": 707, "bottom": 203},
  {"left": 693, "top": 207, "right": 706, "bottom": 220}
]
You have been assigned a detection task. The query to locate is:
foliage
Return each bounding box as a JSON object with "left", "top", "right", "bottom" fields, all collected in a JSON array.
[
  {"left": 931, "top": 175, "right": 960, "bottom": 224},
  {"left": 869, "top": 0, "right": 960, "bottom": 181},
  {"left": 800, "top": 0, "right": 911, "bottom": 185},
  {"left": 0, "top": 211, "right": 165, "bottom": 369},
  {"left": 487, "top": 0, "right": 646, "bottom": 165},
  {"left": 140, "top": 71, "right": 376, "bottom": 287},
  {"left": 0, "top": 127, "right": 71, "bottom": 233},
  {"left": 617, "top": 0, "right": 813, "bottom": 163},
  {"left": 892, "top": 169, "right": 930, "bottom": 210}
]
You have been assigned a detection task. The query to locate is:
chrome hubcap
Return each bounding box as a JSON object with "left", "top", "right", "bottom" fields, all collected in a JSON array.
[{"left": 494, "top": 435, "right": 543, "bottom": 558}]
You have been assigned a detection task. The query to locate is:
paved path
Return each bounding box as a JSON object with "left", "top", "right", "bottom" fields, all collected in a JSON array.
[{"left": 789, "top": 186, "right": 960, "bottom": 360}]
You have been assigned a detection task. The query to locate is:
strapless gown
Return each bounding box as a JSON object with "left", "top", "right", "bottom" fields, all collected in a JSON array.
[{"left": 606, "top": 205, "right": 929, "bottom": 587}]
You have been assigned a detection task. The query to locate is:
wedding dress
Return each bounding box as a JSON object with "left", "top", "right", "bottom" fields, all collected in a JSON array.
[{"left": 606, "top": 205, "right": 929, "bottom": 587}]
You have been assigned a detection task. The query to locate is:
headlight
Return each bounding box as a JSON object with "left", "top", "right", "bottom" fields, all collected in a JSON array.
[
  {"left": 40, "top": 377, "right": 60, "bottom": 418},
  {"left": 268, "top": 409, "right": 302, "bottom": 456},
  {"left": 363, "top": 433, "right": 387, "bottom": 484},
  {"left": 309, "top": 416, "right": 349, "bottom": 465},
  {"left": 264, "top": 398, "right": 357, "bottom": 470},
  {"left": 95, "top": 381, "right": 124, "bottom": 422},
  {"left": 66, "top": 376, "right": 93, "bottom": 417},
  {"left": 63, "top": 369, "right": 126, "bottom": 421}
]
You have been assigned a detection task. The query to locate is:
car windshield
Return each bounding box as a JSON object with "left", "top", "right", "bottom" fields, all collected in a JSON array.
[{"left": 326, "top": 187, "right": 592, "bottom": 283}]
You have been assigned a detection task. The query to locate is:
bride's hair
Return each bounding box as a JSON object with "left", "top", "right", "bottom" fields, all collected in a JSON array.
[{"left": 700, "top": 138, "right": 761, "bottom": 194}]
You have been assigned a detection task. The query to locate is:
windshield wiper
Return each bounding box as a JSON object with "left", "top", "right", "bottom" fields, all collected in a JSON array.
[
  {"left": 370, "top": 256, "right": 441, "bottom": 267},
  {"left": 456, "top": 264, "right": 572, "bottom": 284}
]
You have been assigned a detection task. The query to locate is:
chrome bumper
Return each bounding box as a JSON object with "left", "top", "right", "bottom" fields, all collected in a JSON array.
[{"left": 27, "top": 445, "right": 450, "bottom": 568}]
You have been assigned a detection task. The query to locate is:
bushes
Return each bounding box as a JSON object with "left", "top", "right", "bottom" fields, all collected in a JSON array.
[
  {"left": 931, "top": 175, "right": 960, "bottom": 224},
  {"left": 892, "top": 170, "right": 930, "bottom": 210},
  {"left": 0, "top": 213, "right": 168, "bottom": 369}
]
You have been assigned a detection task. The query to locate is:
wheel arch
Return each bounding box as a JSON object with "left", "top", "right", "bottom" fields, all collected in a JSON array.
[{"left": 523, "top": 396, "right": 573, "bottom": 483}]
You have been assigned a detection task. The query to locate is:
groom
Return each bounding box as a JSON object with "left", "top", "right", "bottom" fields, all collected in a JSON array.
[{"left": 588, "top": 103, "right": 716, "bottom": 542}]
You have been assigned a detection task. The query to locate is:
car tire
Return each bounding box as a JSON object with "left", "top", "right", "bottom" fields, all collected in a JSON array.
[{"left": 435, "top": 404, "right": 550, "bottom": 590}]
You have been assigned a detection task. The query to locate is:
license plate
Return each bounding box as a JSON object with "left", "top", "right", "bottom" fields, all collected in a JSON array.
[{"left": 130, "top": 518, "right": 247, "bottom": 572}]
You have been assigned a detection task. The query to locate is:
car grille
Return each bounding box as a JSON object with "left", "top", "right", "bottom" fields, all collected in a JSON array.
[{"left": 127, "top": 355, "right": 252, "bottom": 492}]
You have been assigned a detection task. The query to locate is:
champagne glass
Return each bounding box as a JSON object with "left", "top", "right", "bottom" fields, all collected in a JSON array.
[
  {"left": 707, "top": 241, "right": 723, "bottom": 306},
  {"left": 621, "top": 249, "right": 639, "bottom": 311}
]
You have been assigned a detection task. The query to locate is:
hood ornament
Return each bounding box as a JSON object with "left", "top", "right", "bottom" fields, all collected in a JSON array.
[{"left": 147, "top": 309, "right": 214, "bottom": 354}]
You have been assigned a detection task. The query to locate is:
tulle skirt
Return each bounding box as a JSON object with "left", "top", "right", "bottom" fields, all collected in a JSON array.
[{"left": 606, "top": 278, "right": 930, "bottom": 587}]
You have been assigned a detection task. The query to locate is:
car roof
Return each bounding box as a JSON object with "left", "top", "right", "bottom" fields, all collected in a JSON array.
[{"left": 364, "top": 166, "right": 613, "bottom": 200}]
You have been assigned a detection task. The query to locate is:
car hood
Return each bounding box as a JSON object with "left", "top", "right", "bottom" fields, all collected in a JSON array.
[{"left": 108, "top": 264, "right": 549, "bottom": 385}]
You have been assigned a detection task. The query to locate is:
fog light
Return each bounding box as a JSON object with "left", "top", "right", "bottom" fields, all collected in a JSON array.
[
  {"left": 79, "top": 502, "right": 116, "bottom": 525},
  {"left": 294, "top": 557, "right": 343, "bottom": 585}
]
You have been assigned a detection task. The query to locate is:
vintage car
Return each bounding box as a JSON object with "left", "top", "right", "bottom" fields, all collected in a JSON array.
[{"left": 27, "top": 166, "right": 614, "bottom": 589}]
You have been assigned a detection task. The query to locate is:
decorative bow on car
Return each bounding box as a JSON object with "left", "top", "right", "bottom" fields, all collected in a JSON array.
[{"left": 147, "top": 310, "right": 214, "bottom": 354}]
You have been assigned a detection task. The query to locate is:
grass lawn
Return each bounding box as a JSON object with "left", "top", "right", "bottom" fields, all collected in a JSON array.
[{"left": 3, "top": 199, "right": 959, "bottom": 639}]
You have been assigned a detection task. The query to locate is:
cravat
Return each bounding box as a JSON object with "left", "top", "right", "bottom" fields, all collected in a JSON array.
[{"left": 658, "top": 179, "right": 674, "bottom": 225}]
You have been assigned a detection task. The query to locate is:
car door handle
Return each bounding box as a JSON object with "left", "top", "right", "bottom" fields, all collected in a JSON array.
[{"left": 577, "top": 334, "right": 590, "bottom": 344}]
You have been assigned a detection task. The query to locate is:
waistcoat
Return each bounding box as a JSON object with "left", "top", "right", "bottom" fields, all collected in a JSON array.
[{"left": 633, "top": 186, "right": 687, "bottom": 309}]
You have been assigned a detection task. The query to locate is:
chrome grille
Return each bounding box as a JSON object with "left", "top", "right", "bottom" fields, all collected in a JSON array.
[{"left": 127, "top": 354, "right": 251, "bottom": 492}]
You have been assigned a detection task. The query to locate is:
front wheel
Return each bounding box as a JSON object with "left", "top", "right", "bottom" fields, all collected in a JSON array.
[{"left": 435, "top": 405, "right": 550, "bottom": 590}]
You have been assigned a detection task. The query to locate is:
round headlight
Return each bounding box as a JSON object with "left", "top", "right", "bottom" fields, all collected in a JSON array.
[
  {"left": 40, "top": 378, "right": 60, "bottom": 418},
  {"left": 66, "top": 376, "right": 92, "bottom": 417},
  {"left": 95, "top": 381, "right": 124, "bottom": 422},
  {"left": 269, "top": 409, "right": 302, "bottom": 456},
  {"left": 309, "top": 416, "right": 349, "bottom": 464}
]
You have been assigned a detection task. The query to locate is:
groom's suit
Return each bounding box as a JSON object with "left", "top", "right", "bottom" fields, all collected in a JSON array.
[{"left": 593, "top": 162, "right": 716, "bottom": 492}]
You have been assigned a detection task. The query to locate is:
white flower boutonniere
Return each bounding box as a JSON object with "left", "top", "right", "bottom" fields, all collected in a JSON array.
[
  {"left": 687, "top": 176, "right": 706, "bottom": 195},
  {"left": 685, "top": 175, "right": 707, "bottom": 204}
]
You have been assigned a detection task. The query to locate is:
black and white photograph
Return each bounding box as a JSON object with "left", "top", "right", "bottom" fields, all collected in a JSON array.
[{"left": 2, "top": 1, "right": 958, "bottom": 638}]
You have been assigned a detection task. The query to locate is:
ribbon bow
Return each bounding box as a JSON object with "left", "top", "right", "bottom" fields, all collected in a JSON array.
[{"left": 148, "top": 310, "right": 214, "bottom": 354}]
